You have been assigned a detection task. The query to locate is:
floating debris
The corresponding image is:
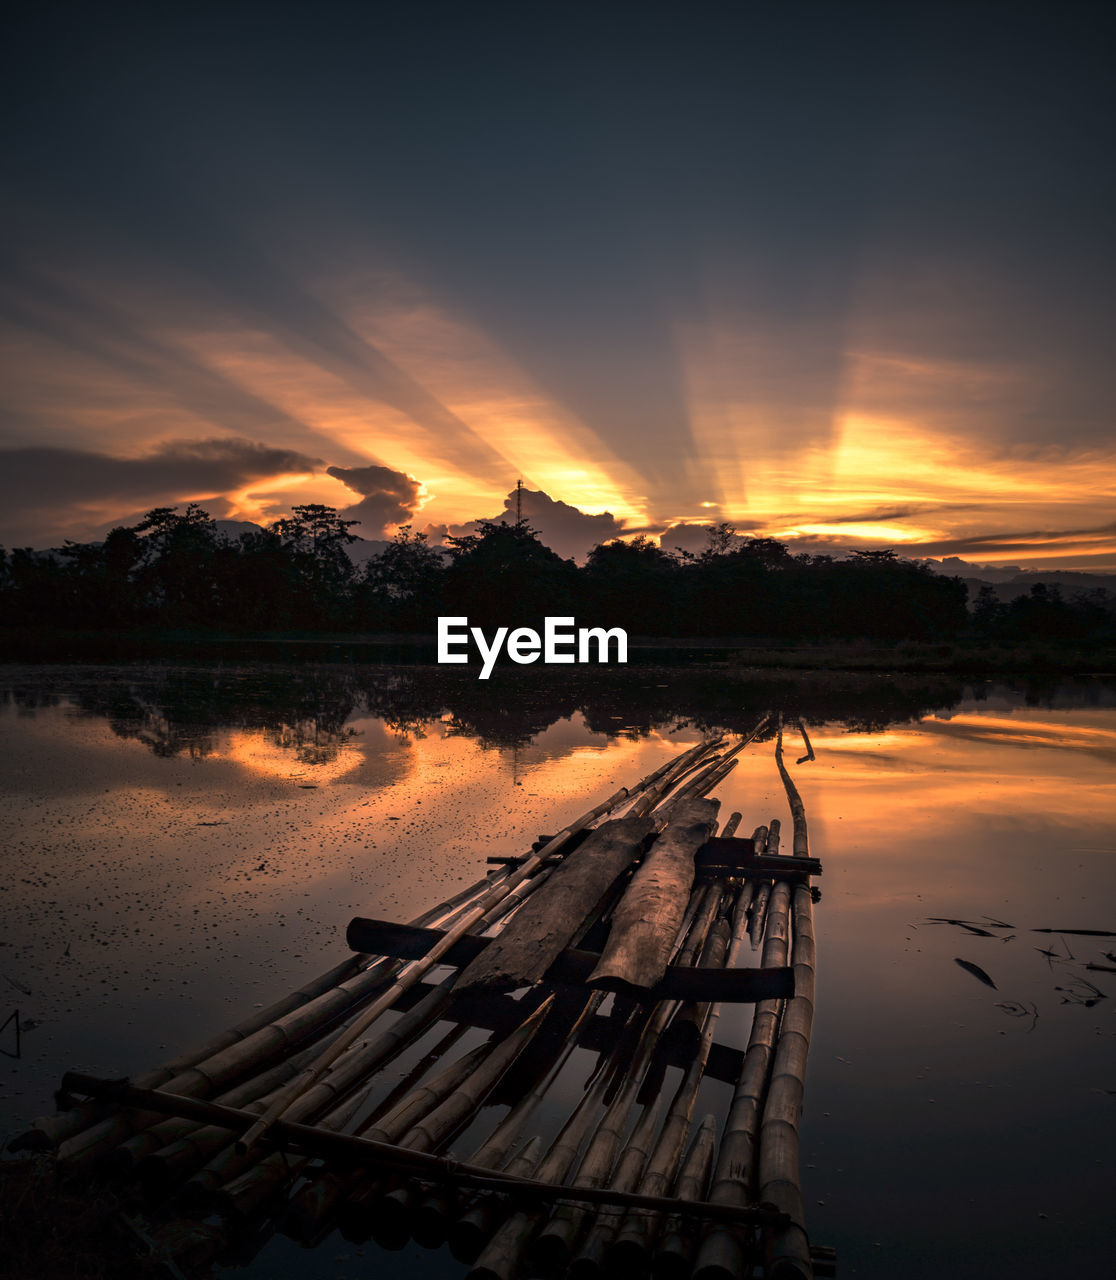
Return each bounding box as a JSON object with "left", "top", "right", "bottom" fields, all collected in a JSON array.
[
  {"left": 994, "top": 1001, "right": 1038, "bottom": 1031},
  {"left": 954, "top": 958, "right": 997, "bottom": 989},
  {"left": 1033, "top": 928, "right": 1116, "bottom": 937},
  {"left": 929, "top": 919, "right": 996, "bottom": 937},
  {"left": 1055, "top": 976, "right": 1106, "bottom": 1007}
]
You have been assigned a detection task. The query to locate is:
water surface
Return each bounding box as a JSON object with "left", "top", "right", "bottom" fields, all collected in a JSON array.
[{"left": 1, "top": 664, "right": 1113, "bottom": 1280}]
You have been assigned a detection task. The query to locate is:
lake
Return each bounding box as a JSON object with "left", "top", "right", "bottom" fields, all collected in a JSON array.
[{"left": 1, "top": 662, "right": 1113, "bottom": 1280}]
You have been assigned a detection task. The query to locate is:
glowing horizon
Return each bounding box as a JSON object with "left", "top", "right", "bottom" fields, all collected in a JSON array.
[{"left": 3, "top": 274, "right": 1112, "bottom": 570}]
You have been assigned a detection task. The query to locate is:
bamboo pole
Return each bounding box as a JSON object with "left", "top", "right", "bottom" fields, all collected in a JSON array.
[
  {"left": 532, "top": 877, "right": 728, "bottom": 1274},
  {"left": 60, "top": 1073, "right": 787, "bottom": 1226},
  {"left": 557, "top": 1093, "right": 665, "bottom": 1280},
  {"left": 692, "top": 885, "right": 793, "bottom": 1280},
  {"left": 582, "top": 923, "right": 727, "bottom": 1279},
  {"left": 775, "top": 720, "right": 808, "bottom": 858},
  {"left": 758, "top": 881, "right": 815, "bottom": 1280},
  {"left": 354, "top": 996, "right": 556, "bottom": 1244},
  {"left": 758, "top": 735, "right": 816, "bottom": 1280},
  {"left": 747, "top": 818, "right": 782, "bottom": 948},
  {"left": 17, "top": 877, "right": 502, "bottom": 1155},
  {"left": 626, "top": 738, "right": 724, "bottom": 819},
  {"left": 721, "top": 812, "right": 743, "bottom": 838},
  {"left": 651, "top": 1114, "right": 718, "bottom": 1280},
  {"left": 412, "top": 990, "right": 604, "bottom": 1248},
  {"left": 449, "top": 1134, "right": 546, "bottom": 1262},
  {"left": 54, "top": 876, "right": 518, "bottom": 1169},
  {"left": 748, "top": 882, "right": 772, "bottom": 949}
]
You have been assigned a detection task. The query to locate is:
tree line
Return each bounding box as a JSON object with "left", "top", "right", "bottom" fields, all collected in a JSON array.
[{"left": 2, "top": 504, "right": 1113, "bottom": 645}]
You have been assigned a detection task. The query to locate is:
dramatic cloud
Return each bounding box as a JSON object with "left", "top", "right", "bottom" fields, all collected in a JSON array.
[
  {"left": 448, "top": 488, "right": 626, "bottom": 562},
  {"left": 0, "top": 438, "right": 321, "bottom": 546},
  {"left": 327, "top": 463, "right": 424, "bottom": 537}
]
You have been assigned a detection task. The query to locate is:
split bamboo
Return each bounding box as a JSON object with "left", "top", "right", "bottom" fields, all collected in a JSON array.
[
  {"left": 589, "top": 799, "right": 720, "bottom": 992},
  {"left": 453, "top": 815, "right": 656, "bottom": 993}
]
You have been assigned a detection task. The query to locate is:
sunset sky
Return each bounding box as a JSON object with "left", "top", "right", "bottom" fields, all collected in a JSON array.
[{"left": 1, "top": 3, "right": 1113, "bottom": 567}]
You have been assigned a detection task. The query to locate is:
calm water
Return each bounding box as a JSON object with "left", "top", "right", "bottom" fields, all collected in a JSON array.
[{"left": 1, "top": 663, "right": 1113, "bottom": 1280}]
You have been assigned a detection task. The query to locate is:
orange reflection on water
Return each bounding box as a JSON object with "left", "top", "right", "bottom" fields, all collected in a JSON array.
[
  {"left": 221, "top": 728, "right": 366, "bottom": 783},
  {"left": 715, "top": 710, "right": 1116, "bottom": 877}
]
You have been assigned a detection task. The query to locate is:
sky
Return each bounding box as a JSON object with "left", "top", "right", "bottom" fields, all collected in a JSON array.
[{"left": 1, "top": 2, "right": 1114, "bottom": 567}]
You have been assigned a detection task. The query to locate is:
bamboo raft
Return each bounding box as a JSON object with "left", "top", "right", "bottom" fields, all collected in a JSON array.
[{"left": 15, "top": 717, "right": 832, "bottom": 1279}]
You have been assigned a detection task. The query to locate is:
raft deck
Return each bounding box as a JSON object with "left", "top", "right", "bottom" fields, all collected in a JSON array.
[{"left": 19, "top": 720, "right": 833, "bottom": 1279}]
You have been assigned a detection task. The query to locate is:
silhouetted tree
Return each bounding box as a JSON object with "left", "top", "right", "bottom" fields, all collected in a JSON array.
[
  {"left": 272, "top": 504, "right": 359, "bottom": 627},
  {"left": 359, "top": 526, "right": 446, "bottom": 630},
  {"left": 583, "top": 537, "right": 681, "bottom": 633},
  {"left": 442, "top": 520, "right": 577, "bottom": 628}
]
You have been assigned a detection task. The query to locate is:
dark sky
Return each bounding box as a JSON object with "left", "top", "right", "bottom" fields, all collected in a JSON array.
[{"left": 2, "top": 1, "right": 1114, "bottom": 565}]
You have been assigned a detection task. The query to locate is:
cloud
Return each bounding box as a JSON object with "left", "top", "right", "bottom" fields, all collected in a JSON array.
[
  {"left": 327, "top": 463, "right": 424, "bottom": 536},
  {"left": 0, "top": 438, "right": 321, "bottom": 546},
  {"left": 658, "top": 523, "right": 723, "bottom": 556},
  {"left": 818, "top": 504, "right": 973, "bottom": 526},
  {"left": 901, "top": 521, "right": 1116, "bottom": 559},
  {"left": 656, "top": 520, "right": 766, "bottom": 556},
  {"left": 450, "top": 487, "right": 626, "bottom": 561}
]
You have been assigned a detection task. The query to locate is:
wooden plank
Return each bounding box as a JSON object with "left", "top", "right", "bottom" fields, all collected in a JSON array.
[
  {"left": 696, "top": 838, "right": 823, "bottom": 877},
  {"left": 345, "top": 917, "right": 793, "bottom": 1003},
  {"left": 589, "top": 800, "right": 721, "bottom": 993},
  {"left": 490, "top": 840, "right": 823, "bottom": 877},
  {"left": 454, "top": 814, "right": 656, "bottom": 993}
]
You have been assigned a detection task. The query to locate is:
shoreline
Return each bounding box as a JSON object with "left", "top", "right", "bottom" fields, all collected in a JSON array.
[{"left": 1, "top": 627, "right": 1113, "bottom": 674}]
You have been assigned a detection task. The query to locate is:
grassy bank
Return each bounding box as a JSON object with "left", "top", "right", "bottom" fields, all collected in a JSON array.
[{"left": 1, "top": 626, "right": 1113, "bottom": 674}]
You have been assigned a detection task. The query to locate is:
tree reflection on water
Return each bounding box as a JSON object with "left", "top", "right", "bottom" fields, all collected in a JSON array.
[{"left": 2, "top": 663, "right": 1113, "bottom": 763}]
